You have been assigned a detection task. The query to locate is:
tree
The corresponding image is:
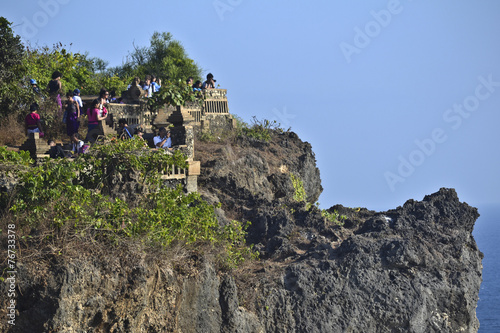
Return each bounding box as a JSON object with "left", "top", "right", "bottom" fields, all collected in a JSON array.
[
  {"left": 0, "top": 17, "right": 28, "bottom": 117},
  {"left": 123, "top": 32, "right": 202, "bottom": 83}
]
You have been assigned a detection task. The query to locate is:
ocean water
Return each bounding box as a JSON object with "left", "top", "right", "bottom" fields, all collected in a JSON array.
[{"left": 473, "top": 204, "right": 500, "bottom": 332}]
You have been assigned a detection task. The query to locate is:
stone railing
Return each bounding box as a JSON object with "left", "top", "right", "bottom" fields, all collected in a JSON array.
[
  {"left": 203, "top": 89, "right": 227, "bottom": 100},
  {"left": 203, "top": 89, "right": 229, "bottom": 114},
  {"left": 106, "top": 102, "right": 156, "bottom": 132}
]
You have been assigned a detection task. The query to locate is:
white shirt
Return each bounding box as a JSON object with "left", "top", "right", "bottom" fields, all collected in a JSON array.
[
  {"left": 154, "top": 135, "right": 171, "bottom": 148},
  {"left": 73, "top": 95, "right": 83, "bottom": 108}
]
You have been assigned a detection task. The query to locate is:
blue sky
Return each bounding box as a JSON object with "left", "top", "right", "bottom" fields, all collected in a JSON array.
[{"left": 4, "top": 0, "right": 500, "bottom": 211}]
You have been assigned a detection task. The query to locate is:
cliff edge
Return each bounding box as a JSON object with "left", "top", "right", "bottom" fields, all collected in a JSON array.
[{"left": 0, "top": 131, "right": 483, "bottom": 332}]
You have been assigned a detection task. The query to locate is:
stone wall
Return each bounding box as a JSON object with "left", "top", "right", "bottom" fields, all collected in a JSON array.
[{"left": 106, "top": 102, "right": 155, "bottom": 133}]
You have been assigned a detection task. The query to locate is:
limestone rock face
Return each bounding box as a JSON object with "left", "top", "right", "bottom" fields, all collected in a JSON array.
[{"left": 0, "top": 131, "right": 483, "bottom": 332}]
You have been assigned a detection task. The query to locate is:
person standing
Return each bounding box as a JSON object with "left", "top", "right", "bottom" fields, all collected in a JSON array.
[
  {"left": 65, "top": 92, "right": 80, "bottom": 137},
  {"left": 202, "top": 73, "right": 216, "bottom": 89},
  {"left": 48, "top": 71, "right": 63, "bottom": 113},
  {"left": 97, "top": 89, "right": 109, "bottom": 117},
  {"left": 142, "top": 75, "right": 153, "bottom": 97},
  {"left": 25, "top": 103, "right": 43, "bottom": 135},
  {"left": 151, "top": 75, "right": 161, "bottom": 93},
  {"left": 73, "top": 89, "right": 83, "bottom": 110},
  {"left": 85, "top": 99, "right": 107, "bottom": 141}
]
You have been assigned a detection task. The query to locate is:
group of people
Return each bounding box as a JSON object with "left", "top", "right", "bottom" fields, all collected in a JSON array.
[
  {"left": 24, "top": 70, "right": 219, "bottom": 156},
  {"left": 126, "top": 74, "right": 161, "bottom": 98},
  {"left": 186, "top": 73, "right": 217, "bottom": 92},
  {"left": 116, "top": 118, "right": 171, "bottom": 149}
]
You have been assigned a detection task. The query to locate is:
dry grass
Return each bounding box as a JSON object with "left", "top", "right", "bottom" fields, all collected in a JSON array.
[{"left": 0, "top": 113, "right": 26, "bottom": 146}]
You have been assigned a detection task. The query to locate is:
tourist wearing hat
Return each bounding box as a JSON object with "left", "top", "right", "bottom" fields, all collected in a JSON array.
[
  {"left": 73, "top": 89, "right": 83, "bottom": 111},
  {"left": 30, "top": 79, "right": 42, "bottom": 96}
]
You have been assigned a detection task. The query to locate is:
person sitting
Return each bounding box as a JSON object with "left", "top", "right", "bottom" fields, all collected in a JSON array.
[
  {"left": 202, "top": 73, "right": 216, "bottom": 89},
  {"left": 70, "top": 133, "right": 85, "bottom": 157},
  {"left": 133, "top": 126, "right": 149, "bottom": 147},
  {"left": 25, "top": 103, "right": 44, "bottom": 136},
  {"left": 134, "top": 126, "right": 145, "bottom": 140},
  {"left": 117, "top": 118, "right": 133, "bottom": 139},
  {"left": 153, "top": 127, "right": 172, "bottom": 149},
  {"left": 48, "top": 140, "right": 66, "bottom": 158}
]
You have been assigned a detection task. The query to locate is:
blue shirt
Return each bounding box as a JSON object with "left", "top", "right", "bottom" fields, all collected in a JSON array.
[{"left": 151, "top": 82, "right": 161, "bottom": 92}]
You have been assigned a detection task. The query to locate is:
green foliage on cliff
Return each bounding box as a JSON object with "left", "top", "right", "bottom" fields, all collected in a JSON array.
[
  {"left": 2, "top": 140, "right": 255, "bottom": 268},
  {"left": 321, "top": 209, "right": 347, "bottom": 227},
  {"left": 234, "top": 116, "right": 290, "bottom": 142},
  {"left": 0, "top": 15, "right": 201, "bottom": 122},
  {"left": 0, "top": 17, "right": 28, "bottom": 117},
  {"left": 0, "top": 146, "right": 32, "bottom": 166},
  {"left": 147, "top": 78, "right": 202, "bottom": 112},
  {"left": 290, "top": 172, "right": 307, "bottom": 203}
]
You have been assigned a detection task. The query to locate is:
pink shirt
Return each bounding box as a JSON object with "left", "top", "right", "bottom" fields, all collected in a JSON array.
[{"left": 87, "top": 108, "right": 99, "bottom": 124}]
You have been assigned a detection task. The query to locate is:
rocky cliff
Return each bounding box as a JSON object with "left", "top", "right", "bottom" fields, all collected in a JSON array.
[{"left": 0, "top": 131, "right": 483, "bottom": 332}]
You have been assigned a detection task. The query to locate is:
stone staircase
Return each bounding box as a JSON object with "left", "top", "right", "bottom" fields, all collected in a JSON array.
[{"left": 19, "top": 133, "right": 51, "bottom": 159}]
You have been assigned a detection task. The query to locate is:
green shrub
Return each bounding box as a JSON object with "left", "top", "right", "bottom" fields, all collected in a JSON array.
[
  {"left": 0, "top": 146, "right": 32, "bottom": 166},
  {"left": 3, "top": 140, "right": 256, "bottom": 268},
  {"left": 321, "top": 209, "right": 347, "bottom": 227},
  {"left": 235, "top": 116, "right": 287, "bottom": 142},
  {"left": 290, "top": 172, "right": 306, "bottom": 202}
]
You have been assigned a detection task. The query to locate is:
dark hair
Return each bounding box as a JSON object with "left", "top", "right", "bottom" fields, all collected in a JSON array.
[
  {"left": 134, "top": 127, "right": 144, "bottom": 135},
  {"left": 29, "top": 103, "right": 38, "bottom": 112},
  {"left": 99, "top": 88, "right": 108, "bottom": 98},
  {"left": 207, "top": 73, "right": 213, "bottom": 79},
  {"left": 66, "top": 92, "right": 73, "bottom": 98},
  {"left": 151, "top": 75, "right": 156, "bottom": 80},
  {"left": 91, "top": 99, "right": 100, "bottom": 108},
  {"left": 145, "top": 75, "right": 151, "bottom": 81},
  {"left": 186, "top": 77, "right": 194, "bottom": 84},
  {"left": 118, "top": 118, "right": 128, "bottom": 125},
  {"left": 71, "top": 132, "right": 80, "bottom": 139},
  {"left": 51, "top": 71, "right": 62, "bottom": 79}
]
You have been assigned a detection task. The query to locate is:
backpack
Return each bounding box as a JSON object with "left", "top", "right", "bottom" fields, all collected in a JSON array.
[
  {"left": 79, "top": 144, "right": 90, "bottom": 154},
  {"left": 73, "top": 140, "right": 89, "bottom": 155}
]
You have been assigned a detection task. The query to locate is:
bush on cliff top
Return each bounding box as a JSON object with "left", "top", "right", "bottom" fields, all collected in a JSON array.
[{"left": 0, "top": 142, "right": 256, "bottom": 269}]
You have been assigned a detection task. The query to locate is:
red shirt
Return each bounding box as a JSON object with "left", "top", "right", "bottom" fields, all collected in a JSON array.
[{"left": 25, "top": 112, "right": 40, "bottom": 128}]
